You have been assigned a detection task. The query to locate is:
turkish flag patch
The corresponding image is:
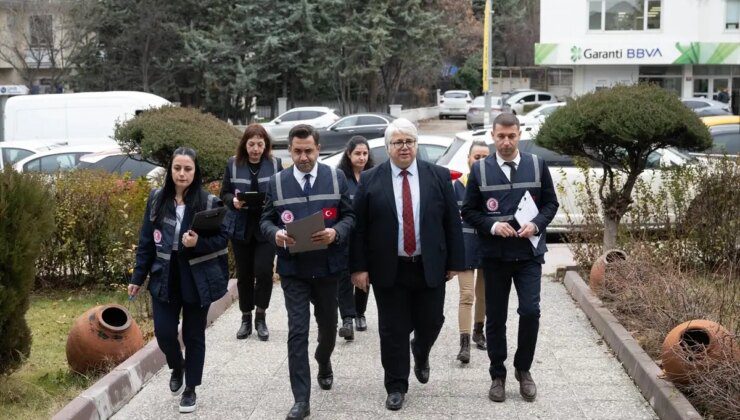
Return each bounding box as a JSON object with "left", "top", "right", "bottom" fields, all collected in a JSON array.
[{"left": 322, "top": 207, "right": 338, "bottom": 220}]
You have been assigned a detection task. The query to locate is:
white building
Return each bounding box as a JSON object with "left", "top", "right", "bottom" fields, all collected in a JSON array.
[{"left": 537, "top": 0, "right": 740, "bottom": 102}]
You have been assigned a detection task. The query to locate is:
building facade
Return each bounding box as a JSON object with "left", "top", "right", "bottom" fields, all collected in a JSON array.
[{"left": 536, "top": 0, "right": 740, "bottom": 101}]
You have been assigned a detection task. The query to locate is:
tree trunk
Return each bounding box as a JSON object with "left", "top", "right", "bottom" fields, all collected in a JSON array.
[{"left": 603, "top": 215, "right": 619, "bottom": 250}]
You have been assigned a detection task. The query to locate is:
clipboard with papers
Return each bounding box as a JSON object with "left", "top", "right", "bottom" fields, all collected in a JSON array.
[
  {"left": 514, "top": 191, "right": 541, "bottom": 249},
  {"left": 285, "top": 211, "right": 327, "bottom": 254}
]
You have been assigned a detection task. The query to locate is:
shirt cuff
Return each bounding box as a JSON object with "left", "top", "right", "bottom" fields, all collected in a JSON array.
[{"left": 491, "top": 222, "right": 500, "bottom": 236}]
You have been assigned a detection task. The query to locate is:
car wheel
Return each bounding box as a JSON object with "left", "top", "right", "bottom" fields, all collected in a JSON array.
[
  {"left": 466, "top": 123, "right": 472, "bottom": 129},
  {"left": 439, "top": 115, "right": 445, "bottom": 120}
]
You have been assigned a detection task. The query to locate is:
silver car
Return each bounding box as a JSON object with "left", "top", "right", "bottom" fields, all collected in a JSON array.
[
  {"left": 262, "top": 106, "right": 341, "bottom": 146},
  {"left": 681, "top": 98, "right": 731, "bottom": 117},
  {"left": 466, "top": 95, "right": 503, "bottom": 129}
]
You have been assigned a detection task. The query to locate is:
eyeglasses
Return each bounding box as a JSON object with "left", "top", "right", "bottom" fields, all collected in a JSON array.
[{"left": 390, "top": 139, "right": 417, "bottom": 149}]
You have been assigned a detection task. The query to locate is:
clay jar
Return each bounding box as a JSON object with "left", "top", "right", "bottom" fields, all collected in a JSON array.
[
  {"left": 66, "top": 304, "right": 144, "bottom": 373},
  {"left": 589, "top": 249, "right": 627, "bottom": 291},
  {"left": 661, "top": 319, "right": 739, "bottom": 384}
]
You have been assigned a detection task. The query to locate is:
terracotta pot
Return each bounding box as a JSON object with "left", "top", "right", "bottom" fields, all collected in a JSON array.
[
  {"left": 661, "top": 319, "right": 739, "bottom": 384},
  {"left": 66, "top": 304, "right": 144, "bottom": 373},
  {"left": 589, "top": 249, "right": 627, "bottom": 291}
]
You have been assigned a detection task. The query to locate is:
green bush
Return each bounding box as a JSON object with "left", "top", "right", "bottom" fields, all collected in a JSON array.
[
  {"left": 0, "top": 169, "right": 55, "bottom": 375},
  {"left": 35, "top": 170, "right": 150, "bottom": 287},
  {"left": 114, "top": 106, "right": 241, "bottom": 182}
]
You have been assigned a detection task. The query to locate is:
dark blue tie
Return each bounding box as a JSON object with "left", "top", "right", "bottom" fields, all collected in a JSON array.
[{"left": 303, "top": 174, "right": 312, "bottom": 195}]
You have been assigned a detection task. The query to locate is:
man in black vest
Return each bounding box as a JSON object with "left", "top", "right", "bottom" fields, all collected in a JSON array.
[
  {"left": 461, "top": 113, "right": 559, "bottom": 403},
  {"left": 260, "top": 124, "right": 355, "bottom": 420},
  {"left": 351, "top": 118, "right": 465, "bottom": 411}
]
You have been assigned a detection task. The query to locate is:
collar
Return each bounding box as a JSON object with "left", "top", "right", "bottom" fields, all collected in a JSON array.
[
  {"left": 390, "top": 159, "right": 418, "bottom": 178},
  {"left": 496, "top": 151, "right": 520, "bottom": 167},
  {"left": 293, "top": 162, "right": 319, "bottom": 180}
]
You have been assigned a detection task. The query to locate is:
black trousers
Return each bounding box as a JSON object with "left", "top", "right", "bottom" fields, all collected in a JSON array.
[
  {"left": 152, "top": 296, "right": 210, "bottom": 388},
  {"left": 232, "top": 238, "right": 275, "bottom": 313},
  {"left": 482, "top": 258, "right": 542, "bottom": 380},
  {"left": 281, "top": 274, "right": 338, "bottom": 402},
  {"left": 336, "top": 271, "right": 371, "bottom": 319},
  {"left": 373, "top": 259, "right": 445, "bottom": 394}
]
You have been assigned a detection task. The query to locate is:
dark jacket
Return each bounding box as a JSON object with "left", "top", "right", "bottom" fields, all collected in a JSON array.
[
  {"left": 220, "top": 155, "right": 282, "bottom": 242},
  {"left": 131, "top": 188, "right": 230, "bottom": 306},
  {"left": 260, "top": 163, "right": 355, "bottom": 278},
  {"left": 350, "top": 159, "right": 465, "bottom": 288},
  {"left": 454, "top": 176, "right": 482, "bottom": 270},
  {"left": 461, "top": 152, "right": 559, "bottom": 262}
]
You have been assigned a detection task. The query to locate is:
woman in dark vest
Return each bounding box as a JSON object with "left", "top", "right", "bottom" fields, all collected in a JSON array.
[
  {"left": 128, "top": 147, "right": 229, "bottom": 414},
  {"left": 453, "top": 141, "right": 489, "bottom": 364},
  {"left": 336, "top": 136, "right": 374, "bottom": 339},
  {"left": 220, "top": 124, "right": 282, "bottom": 341}
]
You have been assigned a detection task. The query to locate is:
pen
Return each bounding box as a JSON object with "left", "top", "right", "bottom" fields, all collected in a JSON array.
[{"left": 282, "top": 229, "right": 287, "bottom": 250}]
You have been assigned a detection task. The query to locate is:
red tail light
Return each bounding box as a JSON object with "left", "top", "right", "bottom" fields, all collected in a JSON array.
[{"left": 449, "top": 169, "right": 463, "bottom": 180}]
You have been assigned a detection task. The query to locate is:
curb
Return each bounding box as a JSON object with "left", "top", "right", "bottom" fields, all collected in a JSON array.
[
  {"left": 52, "top": 278, "right": 239, "bottom": 420},
  {"left": 563, "top": 271, "right": 702, "bottom": 420}
]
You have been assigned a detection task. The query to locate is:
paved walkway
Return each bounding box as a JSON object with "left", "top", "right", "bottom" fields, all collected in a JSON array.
[{"left": 113, "top": 244, "right": 657, "bottom": 419}]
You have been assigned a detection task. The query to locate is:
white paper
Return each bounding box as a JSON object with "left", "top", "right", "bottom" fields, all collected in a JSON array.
[{"left": 514, "top": 191, "right": 541, "bottom": 249}]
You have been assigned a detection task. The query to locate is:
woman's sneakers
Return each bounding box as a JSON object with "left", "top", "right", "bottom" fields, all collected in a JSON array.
[
  {"left": 255, "top": 312, "right": 269, "bottom": 341},
  {"left": 237, "top": 312, "right": 252, "bottom": 339},
  {"left": 179, "top": 387, "right": 197, "bottom": 413},
  {"left": 169, "top": 368, "right": 184, "bottom": 395}
]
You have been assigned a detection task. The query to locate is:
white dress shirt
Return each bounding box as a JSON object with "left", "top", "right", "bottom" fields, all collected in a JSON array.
[
  {"left": 490, "top": 151, "right": 529, "bottom": 236},
  {"left": 390, "top": 159, "right": 421, "bottom": 256},
  {"left": 293, "top": 163, "right": 319, "bottom": 189},
  {"left": 173, "top": 204, "right": 186, "bottom": 251}
]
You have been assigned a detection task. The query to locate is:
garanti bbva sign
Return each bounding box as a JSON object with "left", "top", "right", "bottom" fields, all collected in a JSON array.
[{"left": 535, "top": 42, "right": 740, "bottom": 65}]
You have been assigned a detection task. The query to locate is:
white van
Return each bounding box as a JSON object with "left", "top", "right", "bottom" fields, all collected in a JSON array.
[{"left": 3, "top": 91, "right": 170, "bottom": 145}]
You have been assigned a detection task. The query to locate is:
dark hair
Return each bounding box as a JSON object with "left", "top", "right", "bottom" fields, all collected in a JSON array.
[
  {"left": 288, "top": 124, "right": 319, "bottom": 146},
  {"left": 468, "top": 140, "right": 489, "bottom": 157},
  {"left": 236, "top": 123, "right": 272, "bottom": 165},
  {"left": 492, "top": 112, "right": 520, "bottom": 129},
  {"left": 154, "top": 147, "right": 203, "bottom": 223},
  {"left": 337, "top": 135, "right": 375, "bottom": 180}
]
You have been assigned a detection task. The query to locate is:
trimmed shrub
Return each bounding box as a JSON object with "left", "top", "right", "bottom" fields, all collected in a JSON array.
[
  {"left": 0, "top": 169, "right": 55, "bottom": 375},
  {"left": 114, "top": 106, "right": 240, "bottom": 182}
]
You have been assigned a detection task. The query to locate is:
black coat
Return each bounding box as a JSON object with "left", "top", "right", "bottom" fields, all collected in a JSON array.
[{"left": 350, "top": 159, "right": 465, "bottom": 288}]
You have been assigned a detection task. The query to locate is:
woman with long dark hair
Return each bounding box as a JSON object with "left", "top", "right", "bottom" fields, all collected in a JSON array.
[
  {"left": 336, "top": 135, "right": 374, "bottom": 339},
  {"left": 128, "top": 147, "right": 229, "bottom": 413},
  {"left": 220, "top": 124, "right": 282, "bottom": 341}
]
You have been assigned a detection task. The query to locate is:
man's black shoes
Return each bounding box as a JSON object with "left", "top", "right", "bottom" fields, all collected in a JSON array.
[
  {"left": 179, "top": 387, "right": 197, "bottom": 413},
  {"left": 236, "top": 313, "right": 252, "bottom": 339},
  {"left": 286, "top": 402, "right": 310, "bottom": 419},
  {"left": 169, "top": 368, "right": 184, "bottom": 395},
  {"left": 317, "top": 361, "right": 334, "bottom": 390},
  {"left": 385, "top": 392, "right": 405, "bottom": 411},
  {"left": 413, "top": 355, "right": 430, "bottom": 384},
  {"left": 338, "top": 317, "right": 354, "bottom": 341},
  {"left": 255, "top": 312, "right": 269, "bottom": 341},
  {"left": 488, "top": 377, "right": 506, "bottom": 402},
  {"left": 355, "top": 315, "right": 367, "bottom": 331},
  {"left": 515, "top": 370, "right": 537, "bottom": 401}
]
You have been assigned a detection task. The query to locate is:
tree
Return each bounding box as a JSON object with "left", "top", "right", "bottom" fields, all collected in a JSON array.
[
  {"left": 535, "top": 84, "right": 713, "bottom": 249},
  {"left": 491, "top": 0, "right": 539, "bottom": 66},
  {"left": 453, "top": 50, "right": 483, "bottom": 95},
  {"left": 0, "top": 0, "right": 84, "bottom": 92}
]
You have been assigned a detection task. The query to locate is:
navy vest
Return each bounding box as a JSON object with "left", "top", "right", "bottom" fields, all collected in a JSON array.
[
  {"left": 454, "top": 177, "right": 481, "bottom": 269},
  {"left": 270, "top": 163, "right": 348, "bottom": 278},
  {"left": 227, "top": 156, "right": 279, "bottom": 241},
  {"left": 476, "top": 152, "right": 548, "bottom": 261}
]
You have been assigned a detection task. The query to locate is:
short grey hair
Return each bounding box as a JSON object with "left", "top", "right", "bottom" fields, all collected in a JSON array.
[{"left": 384, "top": 118, "right": 418, "bottom": 147}]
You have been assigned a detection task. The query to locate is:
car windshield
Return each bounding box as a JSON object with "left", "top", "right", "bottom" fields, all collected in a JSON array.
[{"left": 444, "top": 92, "right": 468, "bottom": 99}]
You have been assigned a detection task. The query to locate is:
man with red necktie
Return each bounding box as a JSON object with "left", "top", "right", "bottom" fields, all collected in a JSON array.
[{"left": 350, "top": 118, "right": 465, "bottom": 411}]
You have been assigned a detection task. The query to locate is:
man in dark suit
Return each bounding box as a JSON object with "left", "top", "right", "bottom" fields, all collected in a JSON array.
[
  {"left": 261, "top": 124, "right": 355, "bottom": 420},
  {"left": 462, "top": 112, "right": 559, "bottom": 403},
  {"left": 351, "top": 118, "right": 465, "bottom": 411}
]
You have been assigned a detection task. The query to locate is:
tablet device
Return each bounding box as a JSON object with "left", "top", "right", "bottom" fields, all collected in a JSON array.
[
  {"left": 237, "top": 191, "right": 266, "bottom": 206},
  {"left": 189, "top": 206, "right": 227, "bottom": 235}
]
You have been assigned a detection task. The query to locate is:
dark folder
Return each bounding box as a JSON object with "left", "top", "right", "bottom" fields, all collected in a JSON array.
[
  {"left": 189, "top": 206, "right": 227, "bottom": 235},
  {"left": 237, "top": 191, "right": 266, "bottom": 206}
]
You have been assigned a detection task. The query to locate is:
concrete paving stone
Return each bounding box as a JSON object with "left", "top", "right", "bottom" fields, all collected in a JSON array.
[
  {"left": 311, "top": 411, "right": 387, "bottom": 420},
  {"left": 569, "top": 384, "right": 644, "bottom": 401},
  {"left": 510, "top": 399, "right": 587, "bottom": 420},
  {"left": 578, "top": 399, "right": 658, "bottom": 420},
  {"left": 404, "top": 395, "right": 512, "bottom": 415},
  {"left": 317, "top": 389, "right": 389, "bottom": 414},
  {"left": 562, "top": 368, "right": 636, "bottom": 385}
]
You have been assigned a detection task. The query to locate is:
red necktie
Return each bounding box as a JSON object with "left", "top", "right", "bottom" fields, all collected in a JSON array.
[{"left": 401, "top": 170, "right": 416, "bottom": 256}]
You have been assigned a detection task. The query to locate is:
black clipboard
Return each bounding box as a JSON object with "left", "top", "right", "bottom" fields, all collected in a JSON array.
[
  {"left": 237, "top": 191, "right": 266, "bottom": 206},
  {"left": 189, "top": 206, "right": 227, "bottom": 235}
]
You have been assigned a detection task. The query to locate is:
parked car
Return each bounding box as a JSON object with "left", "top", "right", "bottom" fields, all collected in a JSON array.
[
  {"left": 320, "top": 135, "right": 453, "bottom": 167},
  {"left": 0, "top": 140, "right": 67, "bottom": 170},
  {"left": 503, "top": 90, "right": 558, "bottom": 115},
  {"left": 316, "top": 113, "right": 396, "bottom": 154},
  {"left": 77, "top": 150, "right": 164, "bottom": 181},
  {"left": 517, "top": 102, "right": 567, "bottom": 133},
  {"left": 691, "top": 115, "right": 740, "bottom": 158},
  {"left": 439, "top": 90, "right": 473, "bottom": 119},
  {"left": 13, "top": 144, "right": 115, "bottom": 174},
  {"left": 3, "top": 91, "right": 170, "bottom": 144},
  {"left": 263, "top": 106, "right": 341, "bottom": 146},
  {"left": 682, "top": 98, "right": 732, "bottom": 116},
  {"left": 466, "top": 95, "right": 503, "bottom": 129},
  {"left": 437, "top": 128, "right": 694, "bottom": 232}
]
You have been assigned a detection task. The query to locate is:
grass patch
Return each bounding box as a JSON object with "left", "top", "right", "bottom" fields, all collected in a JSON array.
[{"left": 0, "top": 286, "right": 153, "bottom": 419}]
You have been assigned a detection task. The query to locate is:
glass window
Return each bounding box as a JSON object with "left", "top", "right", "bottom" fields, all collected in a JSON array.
[
  {"left": 727, "top": 0, "right": 740, "bottom": 30},
  {"left": 277, "top": 111, "right": 301, "bottom": 122},
  {"left": 519, "top": 94, "right": 536, "bottom": 103},
  {"left": 683, "top": 100, "right": 709, "bottom": 109},
  {"left": 96, "top": 155, "right": 126, "bottom": 171},
  {"left": 538, "top": 94, "right": 552, "bottom": 101},
  {"left": 471, "top": 96, "right": 485, "bottom": 106},
  {"left": 605, "top": 0, "right": 644, "bottom": 31},
  {"left": 298, "top": 111, "right": 323, "bottom": 120},
  {"left": 589, "top": 1, "right": 603, "bottom": 29},
  {"left": 419, "top": 145, "right": 448, "bottom": 163},
  {"left": 333, "top": 116, "right": 359, "bottom": 129},
  {"left": 639, "top": 66, "right": 682, "bottom": 76},
  {"left": 357, "top": 116, "right": 387, "bottom": 126},
  {"left": 444, "top": 92, "right": 468, "bottom": 99},
  {"left": 646, "top": 0, "right": 661, "bottom": 29},
  {"left": 2, "top": 148, "right": 33, "bottom": 166},
  {"left": 712, "top": 132, "right": 740, "bottom": 154},
  {"left": 539, "top": 106, "right": 559, "bottom": 116},
  {"left": 370, "top": 146, "right": 389, "bottom": 164},
  {"left": 119, "top": 157, "right": 158, "bottom": 178},
  {"left": 38, "top": 153, "right": 77, "bottom": 173},
  {"left": 694, "top": 79, "right": 709, "bottom": 96},
  {"left": 24, "top": 158, "right": 41, "bottom": 172},
  {"left": 29, "top": 15, "right": 52, "bottom": 47}
]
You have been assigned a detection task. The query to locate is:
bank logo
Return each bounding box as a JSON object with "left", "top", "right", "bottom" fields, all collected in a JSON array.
[{"left": 570, "top": 46, "right": 582, "bottom": 62}]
